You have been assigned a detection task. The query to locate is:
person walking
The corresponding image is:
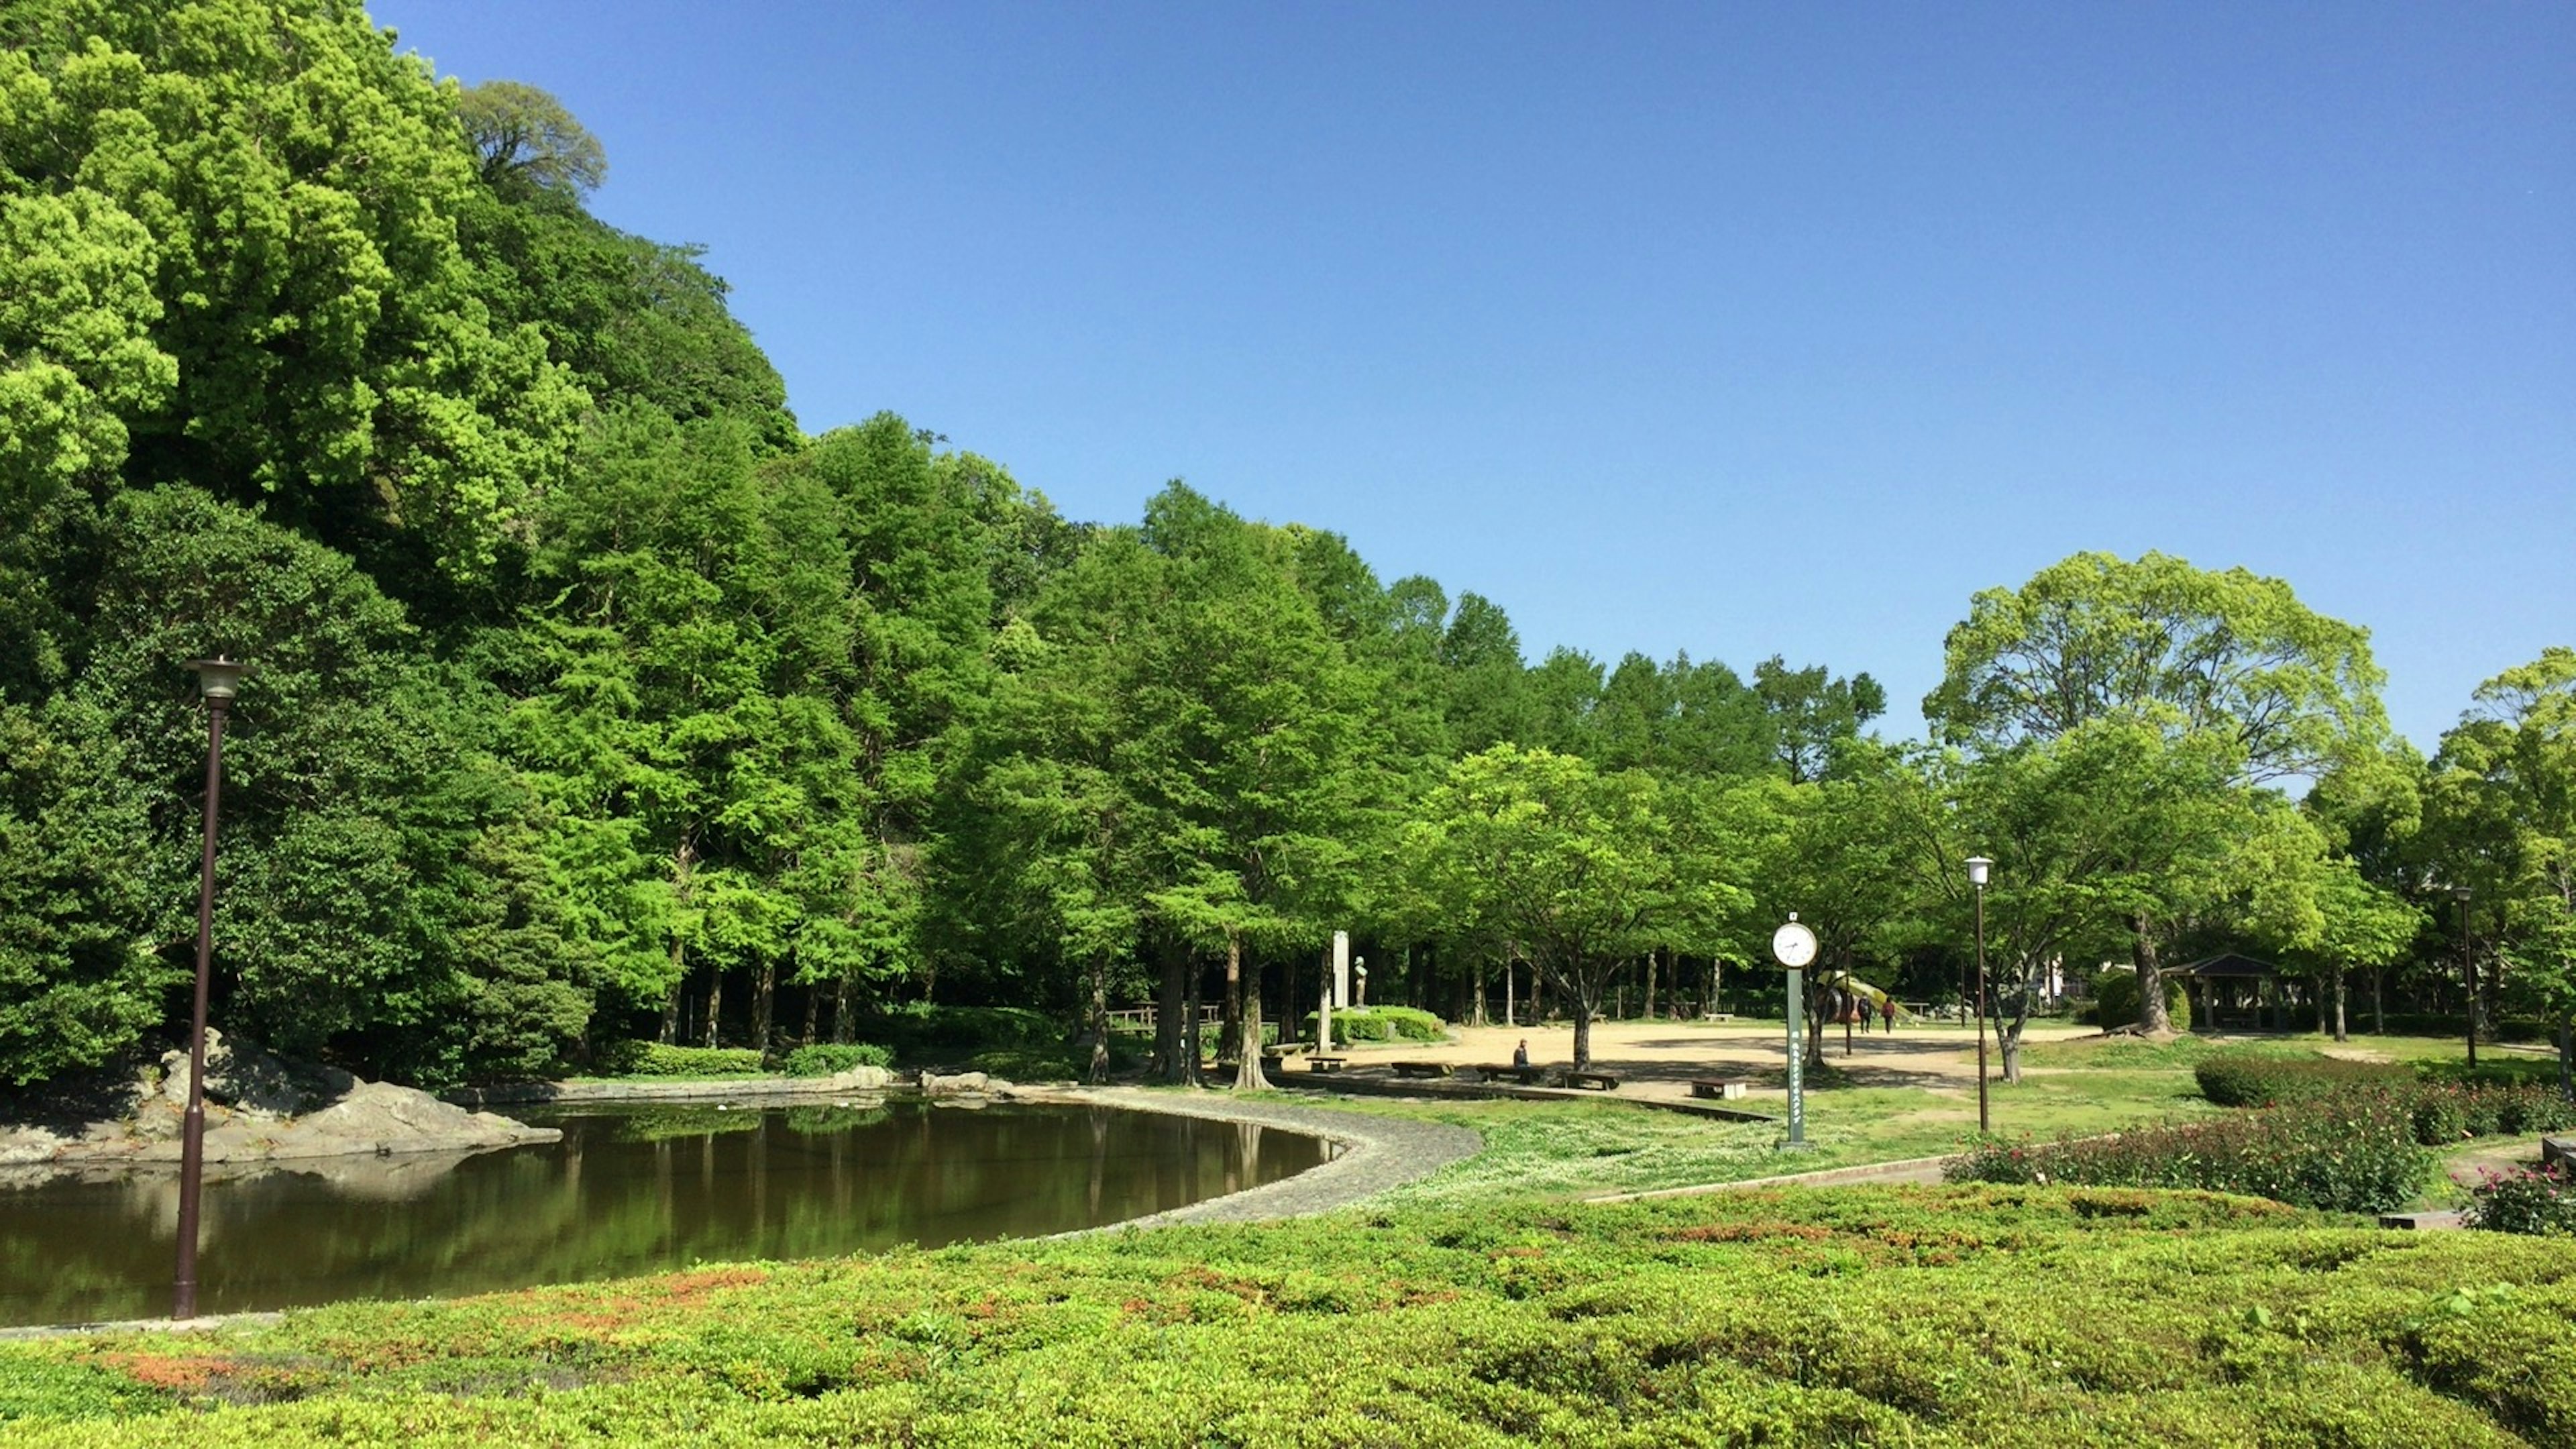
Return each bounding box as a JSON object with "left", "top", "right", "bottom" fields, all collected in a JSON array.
[{"left": 1880, "top": 997, "right": 1896, "bottom": 1032}]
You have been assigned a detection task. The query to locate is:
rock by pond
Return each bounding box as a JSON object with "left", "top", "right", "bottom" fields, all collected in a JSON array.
[{"left": 0, "top": 1030, "right": 557, "bottom": 1187}]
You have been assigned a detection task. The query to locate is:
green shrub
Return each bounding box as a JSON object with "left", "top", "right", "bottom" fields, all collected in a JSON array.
[
  {"left": 592, "top": 1040, "right": 767, "bottom": 1078},
  {"left": 780, "top": 1042, "right": 894, "bottom": 1077},
  {"left": 1948, "top": 1087, "right": 2433, "bottom": 1214},
  {"left": 2089, "top": 971, "right": 2190, "bottom": 1032},
  {"left": 2466, "top": 1165, "right": 2576, "bottom": 1236},
  {"left": 2194, "top": 1051, "right": 2405, "bottom": 1106},
  {"left": 1297, "top": 1006, "right": 1448, "bottom": 1047}
]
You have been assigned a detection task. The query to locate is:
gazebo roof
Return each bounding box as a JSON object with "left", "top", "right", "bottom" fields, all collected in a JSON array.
[{"left": 2168, "top": 953, "right": 2279, "bottom": 979}]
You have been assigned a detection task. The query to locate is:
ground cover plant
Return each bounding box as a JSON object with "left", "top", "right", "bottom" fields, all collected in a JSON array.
[{"left": 5, "top": 1183, "right": 2571, "bottom": 1446}]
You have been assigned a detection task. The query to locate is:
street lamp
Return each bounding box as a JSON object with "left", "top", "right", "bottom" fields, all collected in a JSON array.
[
  {"left": 174, "top": 656, "right": 245, "bottom": 1320},
  {"left": 2451, "top": 884, "right": 2475, "bottom": 1070},
  {"left": 1966, "top": 856, "right": 1993, "bottom": 1136}
]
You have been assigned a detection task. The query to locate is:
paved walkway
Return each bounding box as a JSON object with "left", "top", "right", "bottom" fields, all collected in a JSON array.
[{"left": 1018, "top": 1087, "right": 1483, "bottom": 1228}]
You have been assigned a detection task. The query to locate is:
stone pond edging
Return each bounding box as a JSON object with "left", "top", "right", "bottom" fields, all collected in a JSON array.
[{"left": 1012, "top": 1086, "right": 1485, "bottom": 1228}]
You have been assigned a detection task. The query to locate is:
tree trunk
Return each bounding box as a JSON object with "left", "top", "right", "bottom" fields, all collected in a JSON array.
[
  {"left": 802, "top": 979, "right": 820, "bottom": 1046},
  {"left": 660, "top": 969, "right": 684, "bottom": 1045},
  {"left": 1569, "top": 972, "right": 1594, "bottom": 1069},
  {"left": 1155, "top": 945, "right": 1187, "bottom": 1084},
  {"left": 1999, "top": 989, "right": 2028, "bottom": 1083},
  {"left": 2371, "top": 967, "right": 2385, "bottom": 1035},
  {"left": 1644, "top": 949, "right": 1658, "bottom": 1023},
  {"left": 1085, "top": 958, "right": 1110, "bottom": 1085},
  {"left": 2332, "top": 967, "right": 2349, "bottom": 1043},
  {"left": 1182, "top": 955, "right": 1205, "bottom": 1087},
  {"left": 1472, "top": 957, "right": 1488, "bottom": 1026},
  {"left": 1505, "top": 960, "right": 1516, "bottom": 1026},
  {"left": 833, "top": 975, "right": 853, "bottom": 1044},
  {"left": 704, "top": 963, "right": 723, "bottom": 1049},
  {"left": 1222, "top": 929, "right": 1244, "bottom": 1069},
  {"left": 1234, "top": 944, "right": 1270, "bottom": 1091},
  {"left": 2133, "top": 913, "right": 2171, "bottom": 1034},
  {"left": 753, "top": 962, "right": 776, "bottom": 1058}
]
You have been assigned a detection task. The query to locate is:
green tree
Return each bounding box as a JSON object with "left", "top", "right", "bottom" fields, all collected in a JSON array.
[
  {"left": 2431, "top": 648, "right": 2576, "bottom": 1091},
  {"left": 1926, "top": 551, "right": 2388, "bottom": 1032},
  {"left": 455, "top": 79, "right": 606, "bottom": 199},
  {"left": 5, "top": 0, "right": 588, "bottom": 578},
  {"left": 1409, "top": 745, "right": 1735, "bottom": 1069}
]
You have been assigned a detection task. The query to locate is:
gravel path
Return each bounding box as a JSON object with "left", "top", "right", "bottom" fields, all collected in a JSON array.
[{"left": 1016, "top": 1087, "right": 1483, "bottom": 1228}]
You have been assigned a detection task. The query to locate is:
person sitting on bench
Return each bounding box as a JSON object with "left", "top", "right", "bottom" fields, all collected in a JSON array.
[{"left": 1512, "top": 1039, "right": 1530, "bottom": 1068}]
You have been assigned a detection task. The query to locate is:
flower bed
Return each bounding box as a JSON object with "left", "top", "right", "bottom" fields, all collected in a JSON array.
[{"left": 1948, "top": 1087, "right": 2433, "bottom": 1213}]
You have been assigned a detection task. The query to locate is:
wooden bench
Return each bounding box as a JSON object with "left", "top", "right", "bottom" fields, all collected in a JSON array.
[
  {"left": 1561, "top": 1070, "right": 1619, "bottom": 1091},
  {"left": 1691, "top": 1077, "right": 1752, "bottom": 1101},
  {"left": 1304, "top": 1055, "right": 1350, "bottom": 1073},
  {"left": 1389, "top": 1061, "right": 1454, "bottom": 1079},
  {"left": 1467, "top": 1063, "right": 1548, "bottom": 1085}
]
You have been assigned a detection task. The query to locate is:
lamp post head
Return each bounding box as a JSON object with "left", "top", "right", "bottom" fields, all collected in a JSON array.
[
  {"left": 1965, "top": 856, "right": 1993, "bottom": 889},
  {"left": 185, "top": 657, "right": 249, "bottom": 702},
  {"left": 2450, "top": 883, "right": 2473, "bottom": 904}
]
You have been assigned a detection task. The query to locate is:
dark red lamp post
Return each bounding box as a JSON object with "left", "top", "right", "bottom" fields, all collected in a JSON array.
[{"left": 174, "top": 655, "right": 245, "bottom": 1320}]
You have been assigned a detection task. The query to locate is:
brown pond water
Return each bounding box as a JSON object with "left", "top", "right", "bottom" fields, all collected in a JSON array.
[{"left": 0, "top": 1099, "right": 1330, "bottom": 1327}]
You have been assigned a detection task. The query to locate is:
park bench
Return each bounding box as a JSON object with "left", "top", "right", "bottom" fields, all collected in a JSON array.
[
  {"left": 1560, "top": 1070, "right": 1619, "bottom": 1091},
  {"left": 1388, "top": 1061, "right": 1454, "bottom": 1079},
  {"left": 1466, "top": 1063, "right": 1549, "bottom": 1085},
  {"left": 1304, "top": 1055, "right": 1350, "bottom": 1073},
  {"left": 1690, "top": 1078, "right": 1752, "bottom": 1101}
]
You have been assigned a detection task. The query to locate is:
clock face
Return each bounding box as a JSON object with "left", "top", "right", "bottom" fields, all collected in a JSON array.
[{"left": 1772, "top": 922, "right": 1818, "bottom": 968}]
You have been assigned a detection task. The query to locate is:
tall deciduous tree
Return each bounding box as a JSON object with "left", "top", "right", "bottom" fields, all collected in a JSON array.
[
  {"left": 1409, "top": 746, "right": 1737, "bottom": 1069},
  {"left": 2432, "top": 648, "right": 2576, "bottom": 1092},
  {"left": 1925, "top": 551, "right": 2387, "bottom": 1032}
]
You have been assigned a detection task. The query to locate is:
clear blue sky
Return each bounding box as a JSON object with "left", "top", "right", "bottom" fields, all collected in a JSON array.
[{"left": 378, "top": 1, "right": 2573, "bottom": 753}]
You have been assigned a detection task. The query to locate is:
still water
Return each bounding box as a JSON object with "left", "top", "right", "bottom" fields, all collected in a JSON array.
[{"left": 0, "top": 1100, "right": 1329, "bottom": 1326}]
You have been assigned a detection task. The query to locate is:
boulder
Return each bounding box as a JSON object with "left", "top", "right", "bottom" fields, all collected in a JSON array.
[
  {"left": 159, "top": 1028, "right": 358, "bottom": 1116},
  {"left": 918, "top": 1071, "right": 990, "bottom": 1095}
]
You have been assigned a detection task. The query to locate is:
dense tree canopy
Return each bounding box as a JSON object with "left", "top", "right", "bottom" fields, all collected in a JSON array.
[{"left": 0, "top": 0, "right": 2556, "bottom": 1099}]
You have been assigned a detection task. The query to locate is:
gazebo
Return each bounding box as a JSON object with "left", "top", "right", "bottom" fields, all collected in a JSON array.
[{"left": 2168, "top": 953, "right": 2286, "bottom": 1031}]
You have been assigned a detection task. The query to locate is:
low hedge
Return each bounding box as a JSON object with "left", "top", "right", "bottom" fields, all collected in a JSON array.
[
  {"left": 1298, "top": 1006, "right": 1448, "bottom": 1046},
  {"left": 1947, "top": 1088, "right": 2433, "bottom": 1213},
  {"left": 592, "top": 1041, "right": 767, "bottom": 1078},
  {"left": 780, "top": 1042, "right": 894, "bottom": 1077},
  {"left": 2194, "top": 1051, "right": 2408, "bottom": 1106}
]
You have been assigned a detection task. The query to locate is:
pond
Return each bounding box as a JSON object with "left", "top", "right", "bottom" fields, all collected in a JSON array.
[{"left": 0, "top": 1099, "right": 1331, "bottom": 1328}]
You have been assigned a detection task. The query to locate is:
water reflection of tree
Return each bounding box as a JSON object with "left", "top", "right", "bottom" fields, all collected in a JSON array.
[{"left": 0, "top": 1104, "right": 1324, "bottom": 1326}]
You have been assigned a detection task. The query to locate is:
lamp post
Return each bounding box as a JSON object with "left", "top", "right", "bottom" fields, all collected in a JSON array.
[
  {"left": 1966, "top": 856, "right": 1993, "bottom": 1136},
  {"left": 174, "top": 656, "right": 245, "bottom": 1321},
  {"left": 2452, "top": 884, "right": 2475, "bottom": 1070}
]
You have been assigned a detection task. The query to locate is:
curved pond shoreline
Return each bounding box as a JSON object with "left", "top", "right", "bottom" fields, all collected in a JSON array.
[{"left": 1016, "top": 1087, "right": 1483, "bottom": 1227}]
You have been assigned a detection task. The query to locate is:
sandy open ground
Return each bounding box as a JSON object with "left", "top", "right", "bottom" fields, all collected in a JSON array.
[{"left": 1288, "top": 1016, "right": 2106, "bottom": 1106}]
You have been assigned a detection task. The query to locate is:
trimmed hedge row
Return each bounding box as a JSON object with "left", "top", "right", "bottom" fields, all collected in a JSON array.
[
  {"left": 2194, "top": 1051, "right": 2407, "bottom": 1106},
  {"left": 1299, "top": 1006, "right": 1448, "bottom": 1046},
  {"left": 1947, "top": 1088, "right": 2434, "bottom": 1214},
  {"left": 592, "top": 1041, "right": 767, "bottom": 1078},
  {"left": 781, "top": 1042, "right": 894, "bottom": 1077}
]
